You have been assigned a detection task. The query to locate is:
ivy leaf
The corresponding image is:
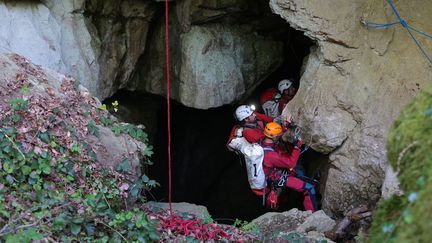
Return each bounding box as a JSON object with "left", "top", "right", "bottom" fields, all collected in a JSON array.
[
  {"left": 40, "top": 164, "right": 51, "bottom": 175},
  {"left": 141, "top": 174, "right": 150, "bottom": 183},
  {"left": 100, "top": 116, "right": 112, "bottom": 126},
  {"left": 6, "top": 175, "right": 15, "bottom": 184},
  {"left": 85, "top": 224, "right": 95, "bottom": 235},
  {"left": 21, "top": 165, "right": 32, "bottom": 175},
  {"left": 38, "top": 132, "right": 50, "bottom": 144},
  {"left": 129, "top": 184, "right": 141, "bottom": 198},
  {"left": 70, "top": 224, "right": 81, "bottom": 235},
  {"left": 3, "top": 162, "right": 13, "bottom": 174},
  {"left": 147, "top": 180, "right": 159, "bottom": 188},
  {"left": 50, "top": 141, "right": 57, "bottom": 148},
  {"left": 40, "top": 150, "right": 48, "bottom": 159},
  {"left": 98, "top": 104, "right": 107, "bottom": 110},
  {"left": 142, "top": 146, "right": 153, "bottom": 157},
  {"left": 12, "top": 114, "right": 21, "bottom": 123},
  {"left": 115, "top": 158, "right": 130, "bottom": 172},
  {"left": 111, "top": 125, "right": 122, "bottom": 135},
  {"left": 87, "top": 120, "right": 99, "bottom": 137},
  {"left": 3, "top": 145, "right": 12, "bottom": 154},
  {"left": 149, "top": 231, "right": 160, "bottom": 241}
]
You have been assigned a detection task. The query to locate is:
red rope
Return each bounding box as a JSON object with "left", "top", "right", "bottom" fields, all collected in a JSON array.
[
  {"left": 163, "top": 2, "right": 248, "bottom": 242},
  {"left": 164, "top": 0, "right": 173, "bottom": 217}
]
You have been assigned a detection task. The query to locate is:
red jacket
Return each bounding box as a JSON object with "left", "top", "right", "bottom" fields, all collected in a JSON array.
[
  {"left": 259, "top": 88, "right": 278, "bottom": 105},
  {"left": 260, "top": 139, "right": 301, "bottom": 174},
  {"left": 251, "top": 140, "right": 301, "bottom": 196},
  {"left": 242, "top": 112, "right": 274, "bottom": 143},
  {"left": 260, "top": 88, "right": 295, "bottom": 115}
]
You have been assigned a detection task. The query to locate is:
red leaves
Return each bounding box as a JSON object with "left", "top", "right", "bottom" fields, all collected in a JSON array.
[{"left": 147, "top": 208, "right": 257, "bottom": 242}]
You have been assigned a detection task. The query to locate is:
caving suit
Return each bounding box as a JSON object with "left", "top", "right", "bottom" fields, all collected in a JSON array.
[
  {"left": 259, "top": 88, "right": 294, "bottom": 117},
  {"left": 257, "top": 139, "right": 318, "bottom": 212},
  {"left": 242, "top": 112, "right": 274, "bottom": 143}
]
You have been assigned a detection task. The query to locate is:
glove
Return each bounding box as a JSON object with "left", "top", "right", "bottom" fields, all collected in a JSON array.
[{"left": 292, "top": 136, "right": 302, "bottom": 148}]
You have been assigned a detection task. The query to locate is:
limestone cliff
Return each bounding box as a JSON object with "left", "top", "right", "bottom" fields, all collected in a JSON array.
[{"left": 270, "top": 0, "right": 432, "bottom": 215}]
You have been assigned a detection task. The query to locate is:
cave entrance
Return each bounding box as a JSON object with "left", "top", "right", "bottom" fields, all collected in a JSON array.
[
  {"left": 105, "top": 91, "right": 329, "bottom": 223},
  {"left": 103, "top": 2, "right": 329, "bottom": 223}
]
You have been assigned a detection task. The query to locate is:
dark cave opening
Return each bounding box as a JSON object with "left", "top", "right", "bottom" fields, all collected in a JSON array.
[
  {"left": 103, "top": 2, "right": 328, "bottom": 223},
  {"left": 105, "top": 89, "right": 329, "bottom": 222}
]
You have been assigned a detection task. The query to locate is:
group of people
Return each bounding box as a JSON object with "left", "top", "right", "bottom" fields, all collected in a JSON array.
[{"left": 227, "top": 79, "right": 318, "bottom": 212}]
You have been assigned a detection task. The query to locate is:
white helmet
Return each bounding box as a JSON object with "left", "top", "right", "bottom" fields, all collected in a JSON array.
[
  {"left": 235, "top": 105, "right": 254, "bottom": 121},
  {"left": 278, "top": 79, "right": 293, "bottom": 93}
]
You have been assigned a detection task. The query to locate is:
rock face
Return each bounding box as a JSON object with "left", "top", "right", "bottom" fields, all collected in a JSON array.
[
  {"left": 270, "top": 0, "right": 432, "bottom": 215},
  {"left": 146, "top": 201, "right": 211, "bottom": 219},
  {"left": 0, "top": 0, "right": 286, "bottom": 108},
  {"left": 0, "top": 0, "right": 157, "bottom": 99},
  {"left": 132, "top": 21, "right": 283, "bottom": 109},
  {"left": 251, "top": 209, "right": 335, "bottom": 242},
  {"left": 129, "top": 0, "right": 286, "bottom": 109}
]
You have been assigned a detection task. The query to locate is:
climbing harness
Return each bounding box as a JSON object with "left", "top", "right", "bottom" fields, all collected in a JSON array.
[{"left": 364, "top": 0, "right": 432, "bottom": 65}]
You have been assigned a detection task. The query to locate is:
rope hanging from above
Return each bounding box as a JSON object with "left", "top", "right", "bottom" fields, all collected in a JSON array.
[
  {"left": 364, "top": 0, "right": 432, "bottom": 65},
  {"left": 164, "top": 0, "right": 173, "bottom": 217}
]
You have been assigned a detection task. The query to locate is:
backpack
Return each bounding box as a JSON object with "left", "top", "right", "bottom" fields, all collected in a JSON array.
[
  {"left": 227, "top": 126, "right": 266, "bottom": 190},
  {"left": 259, "top": 88, "right": 281, "bottom": 117}
]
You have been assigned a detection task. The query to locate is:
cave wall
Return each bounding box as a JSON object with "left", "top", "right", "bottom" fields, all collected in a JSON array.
[
  {"left": 0, "top": 0, "right": 286, "bottom": 108},
  {"left": 270, "top": 0, "right": 432, "bottom": 216},
  {"left": 128, "top": 0, "right": 286, "bottom": 109},
  {"left": 0, "top": 0, "right": 157, "bottom": 99}
]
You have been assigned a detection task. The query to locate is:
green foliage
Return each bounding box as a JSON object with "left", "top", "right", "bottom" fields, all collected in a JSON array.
[
  {"left": 233, "top": 219, "right": 260, "bottom": 236},
  {"left": 368, "top": 195, "right": 405, "bottom": 242},
  {"left": 386, "top": 88, "right": 432, "bottom": 191},
  {"left": 110, "top": 123, "right": 154, "bottom": 165},
  {"left": 98, "top": 104, "right": 107, "bottom": 111},
  {"left": 9, "top": 98, "right": 28, "bottom": 111},
  {"left": 111, "top": 100, "right": 119, "bottom": 112},
  {"left": 4, "top": 228, "right": 43, "bottom": 243},
  {"left": 108, "top": 209, "right": 160, "bottom": 242},
  {"left": 368, "top": 86, "right": 432, "bottom": 242},
  {"left": 0, "top": 96, "right": 159, "bottom": 242},
  {"left": 111, "top": 124, "right": 148, "bottom": 143},
  {"left": 87, "top": 119, "right": 100, "bottom": 137}
]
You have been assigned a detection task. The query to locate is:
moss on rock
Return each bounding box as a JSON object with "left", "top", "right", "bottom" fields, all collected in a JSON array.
[{"left": 368, "top": 84, "right": 432, "bottom": 242}]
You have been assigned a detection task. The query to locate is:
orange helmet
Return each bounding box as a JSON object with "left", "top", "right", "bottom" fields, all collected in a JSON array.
[{"left": 264, "top": 122, "right": 283, "bottom": 138}]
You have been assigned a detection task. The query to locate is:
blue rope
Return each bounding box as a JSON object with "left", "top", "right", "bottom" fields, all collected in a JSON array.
[
  {"left": 365, "top": 0, "right": 432, "bottom": 65},
  {"left": 407, "top": 26, "right": 432, "bottom": 40},
  {"left": 366, "top": 21, "right": 401, "bottom": 29}
]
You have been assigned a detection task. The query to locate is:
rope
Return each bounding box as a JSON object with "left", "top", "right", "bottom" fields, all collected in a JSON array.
[
  {"left": 162, "top": 3, "right": 236, "bottom": 241},
  {"left": 365, "top": 0, "right": 432, "bottom": 65},
  {"left": 164, "top": 0, "right": 173, "bottom": 217}
]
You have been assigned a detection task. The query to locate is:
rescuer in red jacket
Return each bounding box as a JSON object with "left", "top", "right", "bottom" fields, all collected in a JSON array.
[
  {"left": 233, "top": 104, "right": 274, "bottom": 143},
  {"left": 258, "top": 122, "right": 318, "bottom": 212},
  {"left": 259, "top": 79, "right": 297, "bottom": 117}
]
